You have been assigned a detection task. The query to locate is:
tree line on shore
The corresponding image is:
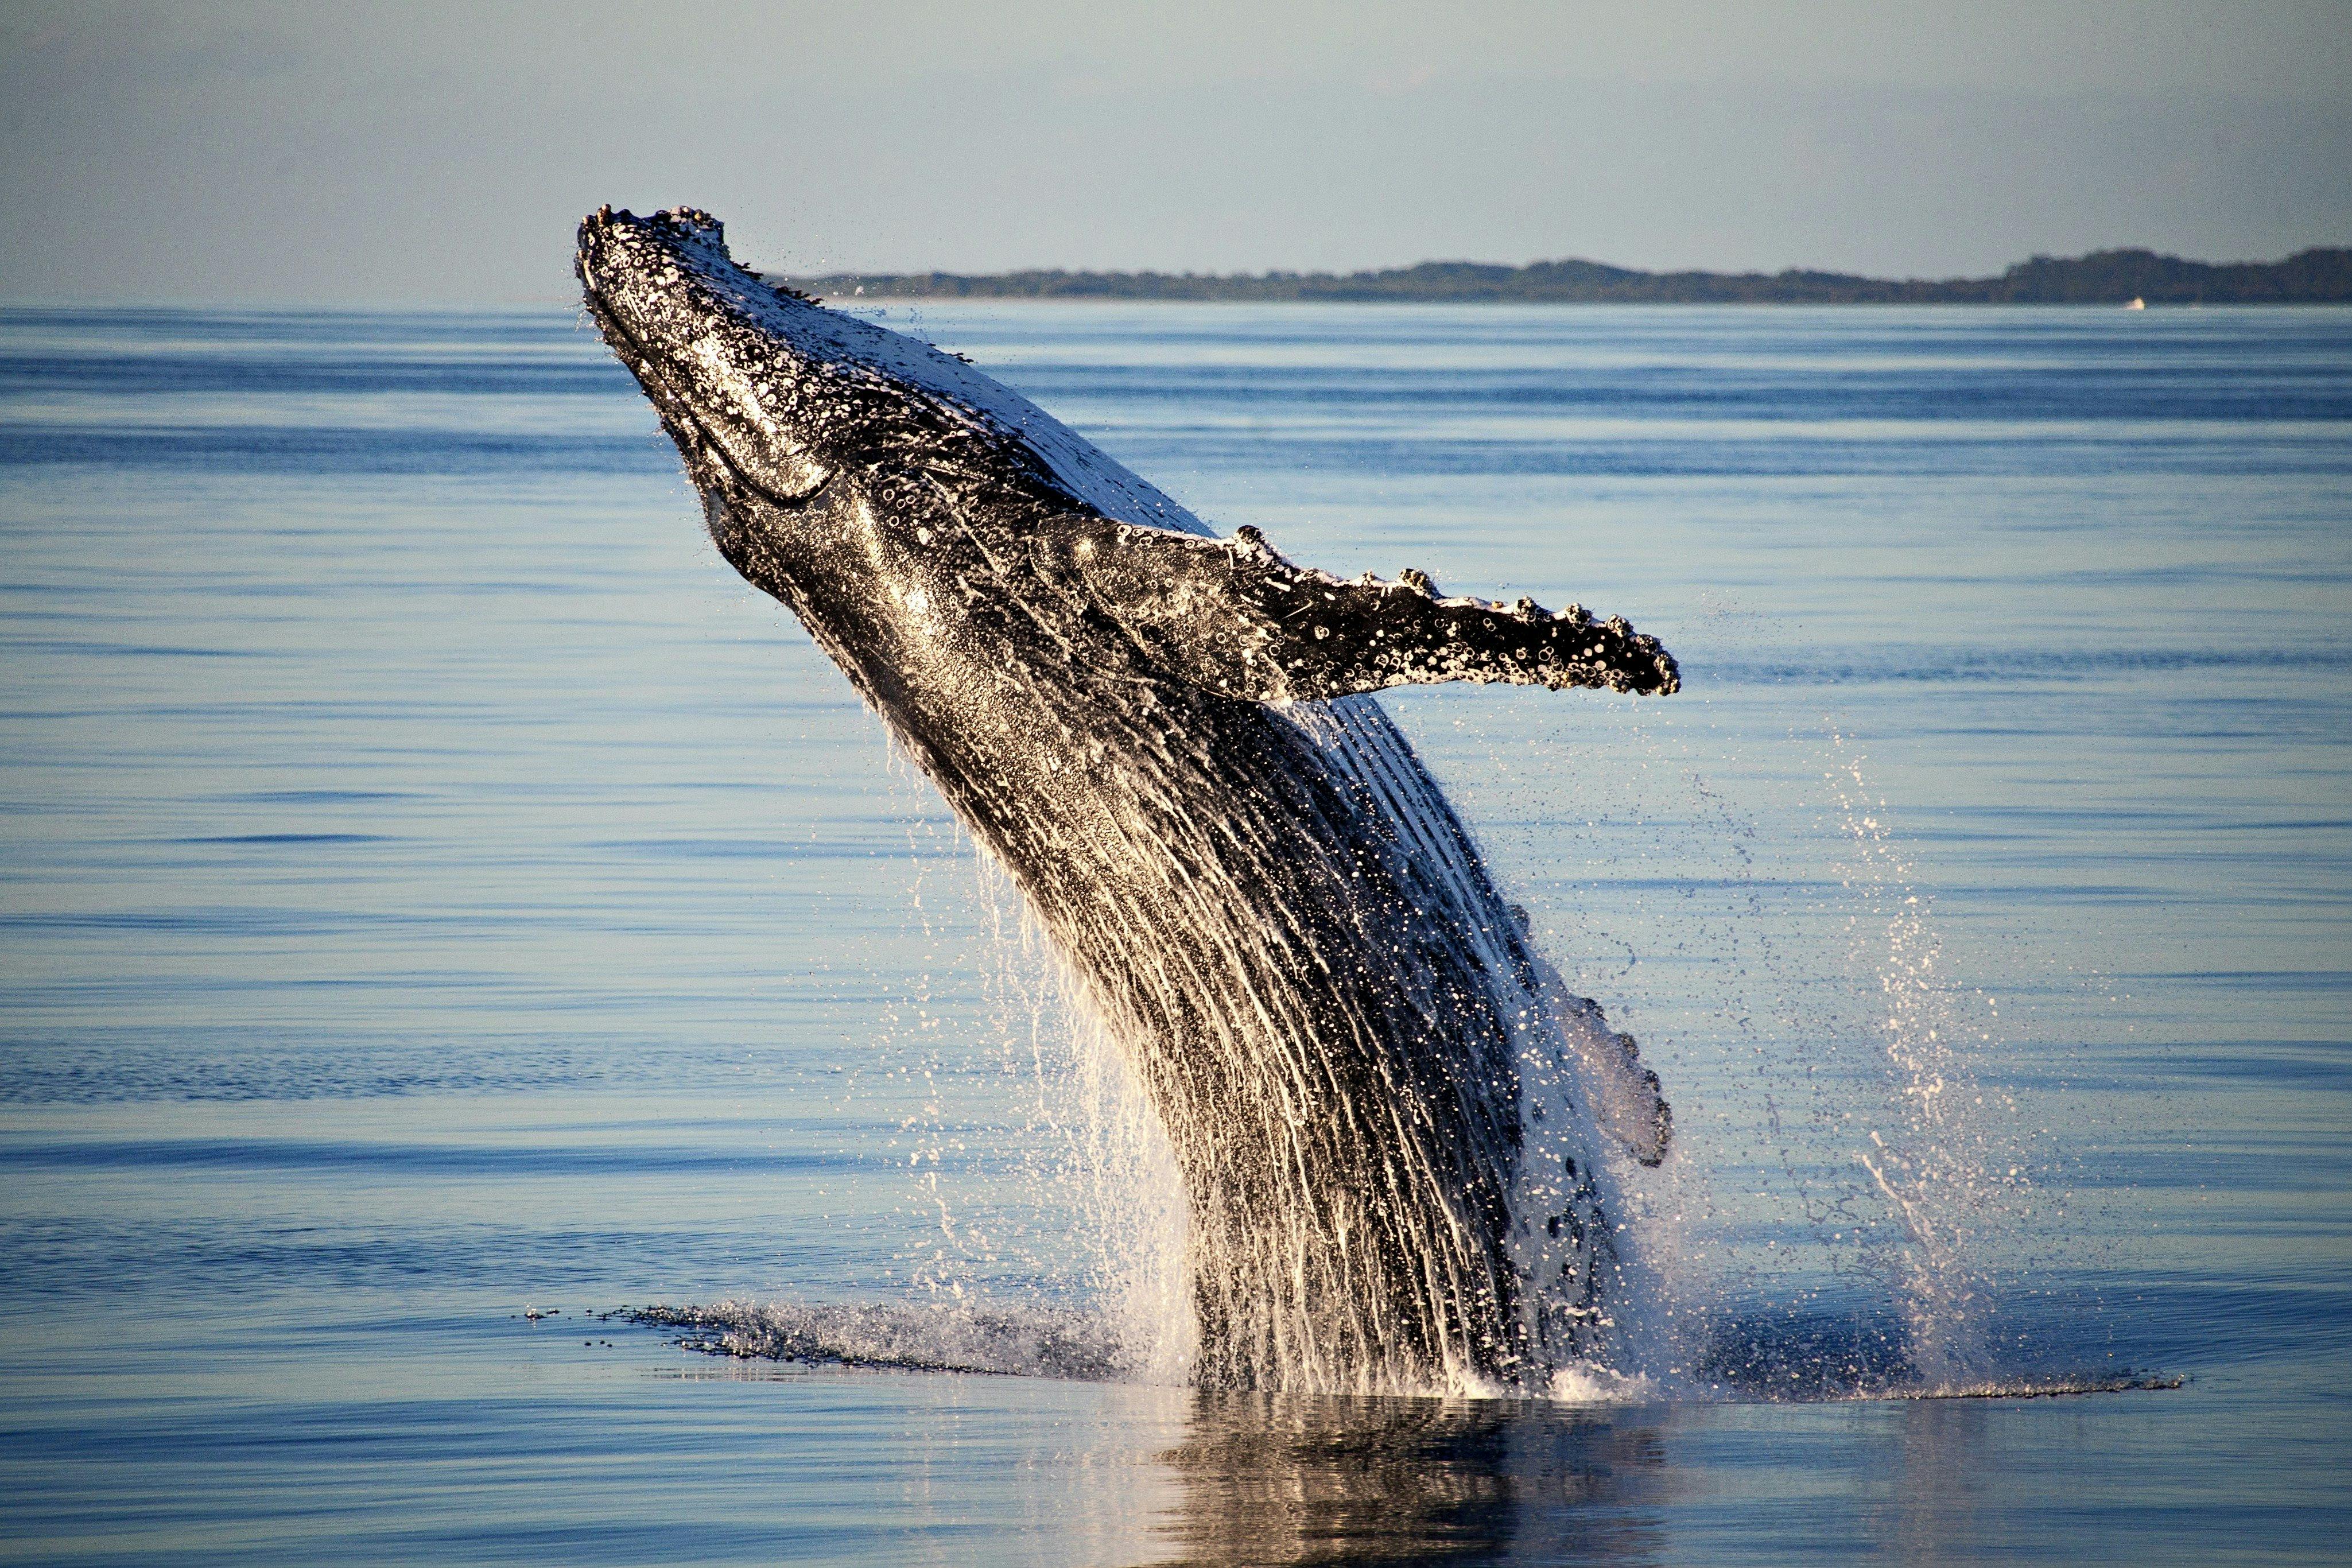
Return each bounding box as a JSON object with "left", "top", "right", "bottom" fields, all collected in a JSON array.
[{"left": 794, "top": 247, "right": 2351, "bottom": 304}]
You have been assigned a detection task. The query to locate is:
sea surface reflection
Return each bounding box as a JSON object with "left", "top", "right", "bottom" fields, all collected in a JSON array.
[
  {"left": 2, "top": 302, "right": 2347, "bottom": 1564},
  {"left": 1156, "top": 1392, "right": 1670, "bottom": 1565}
]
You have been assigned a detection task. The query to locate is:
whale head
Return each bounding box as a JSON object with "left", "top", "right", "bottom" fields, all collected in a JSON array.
[
  {"left": 575, "top": 205, "right": 855, "bottom": 514},
  {"left": 575, "top": 205, "right": 1096, "bottom": 552}
]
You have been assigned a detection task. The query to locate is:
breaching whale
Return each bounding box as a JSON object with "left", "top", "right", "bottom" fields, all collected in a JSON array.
[{"left": 577, "top": 206, "right": 1680, "bottom": 1394}]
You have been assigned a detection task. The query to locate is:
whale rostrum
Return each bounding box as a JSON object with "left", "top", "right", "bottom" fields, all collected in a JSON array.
[{"left": 578, "top": 205, "right": 1679, "bottom": 1393}]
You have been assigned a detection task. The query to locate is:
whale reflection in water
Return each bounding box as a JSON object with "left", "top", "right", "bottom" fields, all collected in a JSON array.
[{"left": 1156, "top": 1394, "right": 1671, "bottom": 1565}]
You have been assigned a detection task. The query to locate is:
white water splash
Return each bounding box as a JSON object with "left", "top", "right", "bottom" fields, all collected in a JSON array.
[
  {"left": 702, "top": 635, "right": 2068, "bottom": 1404},
  {"left": 852, "top": 703, "right": 2039, "bottom": 1399},
  {"left": 851, "top": 750, "right": 1194, "bottom": 1383},
  {"left": 1420, "top": 647, "right": 2072, "bottom": 1400},
  {"left": 871, "top": 751, "right": 1676, "bottom": 1398},
  {"left": 1819, "top": 732, "right": 2031, "bottom": 1389},
  {"left": 973, "top": 870, "right": 1196, "bottom": 1385}
]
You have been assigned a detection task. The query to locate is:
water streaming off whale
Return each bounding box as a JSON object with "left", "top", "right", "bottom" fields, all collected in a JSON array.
[{"left": 578, "top": 205, "right": 1690, "bottom": 1394}]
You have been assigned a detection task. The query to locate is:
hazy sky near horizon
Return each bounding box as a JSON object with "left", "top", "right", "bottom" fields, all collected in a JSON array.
[{"left": 2, "top": 0, "right": 2347, "bottom": 303}]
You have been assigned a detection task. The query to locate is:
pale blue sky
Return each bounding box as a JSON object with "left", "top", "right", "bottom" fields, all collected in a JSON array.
[{"left": 2, "top": 0, "right": 2346, "bottom": 302}]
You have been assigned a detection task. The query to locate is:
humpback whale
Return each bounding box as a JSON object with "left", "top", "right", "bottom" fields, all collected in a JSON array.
[{"left": 577, "top": 206, "right": 1680, "bottom": 1394}]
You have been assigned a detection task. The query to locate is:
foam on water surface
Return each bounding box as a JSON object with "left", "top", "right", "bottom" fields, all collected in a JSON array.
[{"left": 620, "top": 1295, "right": 2182, "bottom": 1406}]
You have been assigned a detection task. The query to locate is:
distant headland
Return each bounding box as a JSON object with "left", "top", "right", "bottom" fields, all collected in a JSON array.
[{"left": 794, "top": 247, "right": 2350, "bottom": 305}]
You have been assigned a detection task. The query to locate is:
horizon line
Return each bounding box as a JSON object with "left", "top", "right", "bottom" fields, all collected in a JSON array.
[{"left": 3, "top": 244, "right": 2349, "bottom": 311}]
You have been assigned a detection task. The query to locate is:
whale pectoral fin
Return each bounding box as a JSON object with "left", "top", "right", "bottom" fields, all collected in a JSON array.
[
  {"left": 1534, "top": 962, "right": 1674, "bottom": 1167},
  {"left": 1064, "top": 519, "right": 1679, "bottom": 703}
]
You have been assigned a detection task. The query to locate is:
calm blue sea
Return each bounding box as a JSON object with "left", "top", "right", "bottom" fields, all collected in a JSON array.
[{"left": 2, "top": 301, "right": 2347, "bottom": 1564}]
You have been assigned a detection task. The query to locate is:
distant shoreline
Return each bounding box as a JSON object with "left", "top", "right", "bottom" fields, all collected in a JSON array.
[{"left": 793, "top": 247, "right": 2350, "bottom": 305}]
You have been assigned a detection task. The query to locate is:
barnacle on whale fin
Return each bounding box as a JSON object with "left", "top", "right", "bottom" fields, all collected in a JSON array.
[{"left": 1067, "top": 517, "right": 1682, "bottom": 704}]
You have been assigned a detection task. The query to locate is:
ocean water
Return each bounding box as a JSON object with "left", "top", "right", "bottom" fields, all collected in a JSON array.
[{"left": 2, "top": 300, "right": 2347, "bottom": 1563}]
